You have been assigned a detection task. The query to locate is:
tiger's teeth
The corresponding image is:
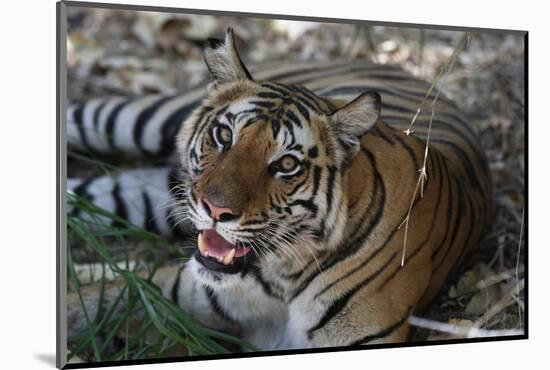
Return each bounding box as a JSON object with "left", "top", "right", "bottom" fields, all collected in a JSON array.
[
  {"left": 223, "top": 248, "right": 236, "bottom": 265},
  {"left": 198, "top": 233, "right": 206, "bottom": 255}
]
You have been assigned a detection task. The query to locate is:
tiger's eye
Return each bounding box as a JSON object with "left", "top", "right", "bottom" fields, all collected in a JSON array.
[
  {"left": 220, "top": 127, "right": 232, "bottom": 143},
  {"left": 279, "top": 155, "right": 298, "bottom": 172},
  {"left": 215, "top": 125, "right": 232, "bottom": 147}
]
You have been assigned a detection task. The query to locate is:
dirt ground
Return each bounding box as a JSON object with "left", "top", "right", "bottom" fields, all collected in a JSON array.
[{"left": 66, "top": 6, "right": 525, "bottom": 346}]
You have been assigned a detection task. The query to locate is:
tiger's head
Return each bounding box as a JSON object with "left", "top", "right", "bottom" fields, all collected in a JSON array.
[{"left": 176, "top": 29, "right": 380, "bottom": 284}]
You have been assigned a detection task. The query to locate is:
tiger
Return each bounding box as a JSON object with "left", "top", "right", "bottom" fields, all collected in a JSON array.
[{"left": 67, "top": 28, "right": 493, "bottom": 350}]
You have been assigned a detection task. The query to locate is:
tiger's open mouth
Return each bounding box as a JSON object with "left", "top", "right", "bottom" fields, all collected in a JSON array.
[{"left": 195, "top": 229, "right": 253, "bottom": 273}]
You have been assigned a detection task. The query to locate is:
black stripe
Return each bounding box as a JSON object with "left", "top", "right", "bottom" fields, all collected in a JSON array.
[
  {"left": 434, "top": 178, "right": 476, "bottom": 274},
  {"left": 348, "top": 307, "right": 412, "bottom": 346},
  {"left": 313, "top": 230, "right": 394, "bottom": 301},
  {"left": 347, "top": 149, "right": 382, "bottom": 241},
  {"left": 242, "top": 113, "right": 267, "bottom": 129},
  {"left": 434, "top": 138, "right": 485, "bottom": 194},
  {"left": 309, "top": 165, "right": 324, "bottom": 200},
  {"left": 69, "top": 177, "right": 95, "bottom": 217},
  {"left": 435, "top": 173, "right": 464, "bottom": 264},
  {"left": 318, "top": 85, "right": 454, "bottom": 111},
  {"left": 285, "top": 108, "right": 303, "bottom": 128},
  {"left": 72, "top": 176, "right": 94, "bottom": 198},
  {"left": 72, "top": 104, "right": 90, "bottom": 149},
  {"left": 133, "top": 95, "right": 176, "bottom": 155},
  {"left": 188, "top": 105, "right": 220, "bottom": 158},
  {"left": 389, "top": 83, "right": 455, "bottom": 105},
  {"left": 158, "top": 100, "right": 202, "bottom": 157},
  {"left": 287, "top": 176, "right": 309, "bottom": 197},
  {"left": 292, "top": 85, "right": 326, "bottom": 112},
  {"left": 204, "top": 286, "right": 238, "bottom": 325},
  {"left": 267, "top": 63, "right": 401, "bottom": 85},
  {"left": 299, "top": 86, "right": 330, "bottom": 112},
  {"left": 261, "top": 82, "right": 295, "bottom": 97},
  {"left": 268, "top": 65, "right": 356, "bottom": 83},
  {"left": 380, "top": 112, "right": 477, "bottom": 150},
  {"left": 356, "top": 72, "right": 429, "bottom": 83},
  {"left": 271, "top": 118, "right": 281, "bottom": 138},
  {"left": 112, "top": 183, "right": 128, "bottom": 228},
  {"left": 347, "top": 149, "right": 387, "bottom": 243},
  {"left": 288, "top": 199, "right": 318, "bottom": 214},
  {"left": 371, "top": 126, "right": 395, "bottom": 145},
  {"left": 278, "top": 258, "right": 316, "bottom": 281},
  {"left": 285, "top": 104, "right": 309, "bottom": 128},
  {"left": 257, "top": 91, "right": 282, "bottom": 99},
  {"left": 381, "top": 101, "right": 476, "bottom": 139},
  {"left": 307, "top": 250, "right": 400, "bottom": 338},
  {"left": 240, "top": 218, "right": 268, "bottom": 227},
  {"left": 289, "top": 93, "right": 314, "bottom": 119},
  {"left": 268, "top": 194, "right": 283, "bottom": 213},
  {"left": 104, "top": 99, "right": 134, "bottom": 150},
  {"left": 453, "top": 191, "right": 480, "bottom": 269},
  {"left": 288, "top": 165, "right": 322, "bottom": 215},
  {"left": 253, "top": 270, "right": 285, "bottom": 301},
  {"left": 315, "top": 166, "right": 338, "bottom": 240},
  {"left": 186, "top": 105, "right": 215, "bottom": 162},
  {"left": 250, "top": 99, "right": 278, "bottom": 109},
  {"left": 170, "top": 264, "right": 186, "bottom": 306},
  {"left": 142, "top": 191, "right": 159, "bottom": 234},
  {"left": 431, "top": 154, "right": 455, "bottom": 259},
  {"left": 92, "top": 100, "right": 108, "bottom": 131},
  {"left": 392, "top": 133, "right": 419, "bottom": 176},
  {"left": 420, "top": 144, "right": 434, "bottom": 195},
  {"left": 325, "top": 165, "right": 337, "bottom": 211}
]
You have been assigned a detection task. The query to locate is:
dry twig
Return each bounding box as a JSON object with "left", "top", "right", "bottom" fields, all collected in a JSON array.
[
  {"left": 409, "top": 315, "right": 523, "bottom": 338},
  {"left": 399, "top": 33, "right": 470, "bottom": 266}
]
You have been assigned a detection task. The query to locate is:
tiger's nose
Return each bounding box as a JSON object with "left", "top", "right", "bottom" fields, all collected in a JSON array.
[{"left": 201, "top": 197, "right": 240, "bottom": 222}]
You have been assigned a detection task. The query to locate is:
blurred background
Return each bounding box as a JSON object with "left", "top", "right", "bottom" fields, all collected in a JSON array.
[{"left": 65, "top": 4, "right": 525, "bottom": 359}]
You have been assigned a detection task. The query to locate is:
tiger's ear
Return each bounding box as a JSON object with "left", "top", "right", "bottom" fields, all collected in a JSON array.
[
  {"left": 204, "top": 28, "right": 253, "bottom": 88},
  {"left": 330, "top": 91, "right": 381, "bottom": 163}
]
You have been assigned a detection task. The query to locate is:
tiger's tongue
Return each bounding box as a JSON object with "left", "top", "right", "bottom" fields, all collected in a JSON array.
[
  {"left": 198, "top": 229, "right": 252, "bottom": 265},
  {"left": 202, "top": 229, "right": 234, "bottom": 258}
]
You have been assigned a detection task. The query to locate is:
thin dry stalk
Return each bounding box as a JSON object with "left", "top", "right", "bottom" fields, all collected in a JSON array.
[
  {"left": 409, "top": 316, "right": 523, "bottom": 338},
  {"left": 404, "top": 33, "right": 470, "bottom": 136},
  {"left": 399, "top": 33, "right": 470, "bottom": 266}
]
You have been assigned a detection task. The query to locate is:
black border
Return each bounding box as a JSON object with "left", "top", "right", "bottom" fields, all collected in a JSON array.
[
  {"left": 64, "top": 334, "right": 526, "bottom": 369},
  {"left": 520, "top": 32, "right": 529, "bottom": 339},
  {"left": 57, "top": 1, "right": 529, "bottom": 369}
]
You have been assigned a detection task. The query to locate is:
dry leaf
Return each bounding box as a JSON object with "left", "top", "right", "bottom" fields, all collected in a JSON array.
[{"left": 465, "top": 283, "right": 501, "bottom": 316}]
